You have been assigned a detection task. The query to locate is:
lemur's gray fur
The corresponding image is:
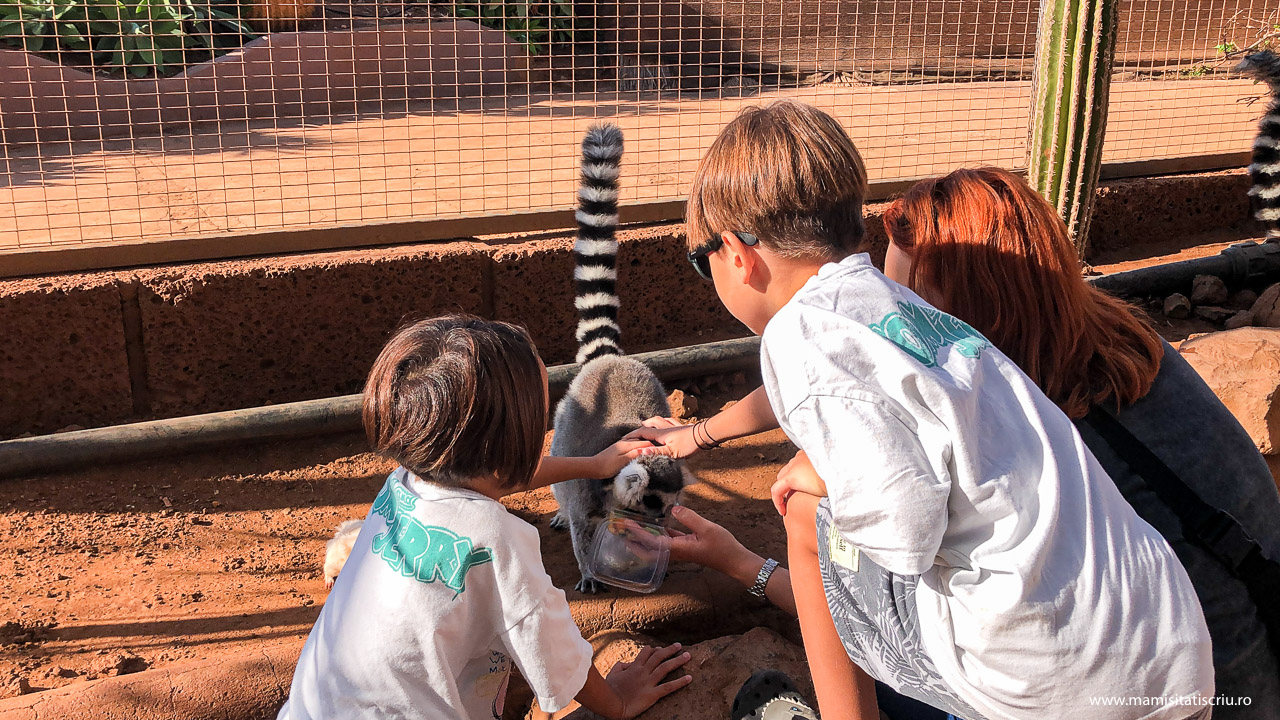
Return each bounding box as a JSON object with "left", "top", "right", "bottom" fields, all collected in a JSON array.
[
  {"left": 1237, "top": 50, "right": 1280, "bottom": 239},
  {"left": 549, "top": 123, "right": 695, "bottom": 594}
]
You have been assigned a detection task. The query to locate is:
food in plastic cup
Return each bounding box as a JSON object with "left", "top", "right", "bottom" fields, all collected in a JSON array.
[{"left": 587, "top": 508, "right": 672, "bottom": 594}]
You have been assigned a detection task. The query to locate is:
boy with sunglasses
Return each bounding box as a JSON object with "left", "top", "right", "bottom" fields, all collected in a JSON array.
[{"left": 629, "top": 101, "right": 1213, "bottom": 720}]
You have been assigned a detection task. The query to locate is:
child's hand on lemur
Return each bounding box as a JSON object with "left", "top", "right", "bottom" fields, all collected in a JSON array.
[
  {"left": 622, "top": 417, "right": 700, "bottom": 458},
  {"left": 592, "top": 438, "right": 671, "bottom": 479},
  {"left": 771, "top": 450, "right": 828, "bottom": 516}
]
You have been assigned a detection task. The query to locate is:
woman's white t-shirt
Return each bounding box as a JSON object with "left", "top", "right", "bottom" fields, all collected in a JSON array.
[
  {"left": 279, "top": 468, "right": 593, "bottom": 720},
  {"left": 760, "top": 254, "right": 1213, "bottom": 720}
]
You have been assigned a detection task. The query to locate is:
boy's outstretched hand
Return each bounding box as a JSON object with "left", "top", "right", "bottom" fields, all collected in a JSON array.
[
  {"left": 623, "top": 416, "right": 700, "bottom": 459},
  {"left": 606, "top": 642, "right": 694, "bottom": 719}
]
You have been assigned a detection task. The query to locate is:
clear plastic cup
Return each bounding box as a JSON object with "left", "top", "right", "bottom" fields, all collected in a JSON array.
[{"left": 587, "top": 508, "right": 672, "bottom": 593}]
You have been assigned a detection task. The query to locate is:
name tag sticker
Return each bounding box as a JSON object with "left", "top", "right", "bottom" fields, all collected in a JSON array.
[{"left": 828, "top": 525, "right": 860, "bottom": 571}]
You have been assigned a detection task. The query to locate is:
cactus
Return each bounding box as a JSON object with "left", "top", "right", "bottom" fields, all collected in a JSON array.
[{"left": 1027, "top": 0, "right": 1119, "bottom": 255}]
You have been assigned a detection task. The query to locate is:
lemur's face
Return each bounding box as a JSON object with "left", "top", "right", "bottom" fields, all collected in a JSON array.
[
  {"left": 610, "top": 455, "right": 694, "bottom": 520},
  {"left": 1236, "top": 50, "right": 1280, "bottom": 83}
]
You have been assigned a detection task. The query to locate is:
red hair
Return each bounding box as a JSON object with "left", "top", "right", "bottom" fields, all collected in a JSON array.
[{"left": 883, "top": 167, "right": 1163, "bottom": 419}]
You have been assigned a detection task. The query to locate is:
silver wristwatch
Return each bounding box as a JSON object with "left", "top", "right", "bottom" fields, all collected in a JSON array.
[{"left": 749, "top": 558, "right": 779, "bottom": 599}]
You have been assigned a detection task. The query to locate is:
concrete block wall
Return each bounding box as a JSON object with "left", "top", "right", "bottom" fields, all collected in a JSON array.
[
  {"left": 0, "top": 170, "right": 1258, "bottom": 439},
  {"left": 132, "top": 242, "right": 495, "bottom": 418},
  {"left": 0, "top": 274, "right": 134, "bottom": 437},
  {"left": 0, "top": 228, "right": 743, "bottom": 439},
  {"left": 1089, "top": 171, "right": 1253, "bottom": 256}
]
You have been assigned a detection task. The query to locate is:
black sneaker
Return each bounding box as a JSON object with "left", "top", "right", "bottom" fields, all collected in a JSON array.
[{"left": 730, "top": 670, "right": 819, "bottom": 720}]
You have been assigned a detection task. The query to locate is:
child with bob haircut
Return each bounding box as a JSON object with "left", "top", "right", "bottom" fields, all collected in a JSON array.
[
  {"left": 630, "top": 101, "right": 1213, "bottom": 720},
  {"left": 280, "top": 315, "right": 692, "bottom": 720}
]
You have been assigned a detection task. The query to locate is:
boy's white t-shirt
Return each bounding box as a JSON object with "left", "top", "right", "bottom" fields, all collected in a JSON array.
[
  {"left": 279, "top": 468, "right": 593, "bottom": 720},
  {"left": 760, "top": 254, "right": 1213, "bottom": 720}
]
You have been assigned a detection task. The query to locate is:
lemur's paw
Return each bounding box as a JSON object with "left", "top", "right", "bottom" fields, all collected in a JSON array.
[
  {"left": 575, "top": 576, "right": 604, "bottom": 594},
  {"left": 549, "top": 513, "right": 569, "bottom": 531}
]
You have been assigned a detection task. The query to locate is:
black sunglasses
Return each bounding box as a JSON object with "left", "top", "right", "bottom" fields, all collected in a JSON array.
[{"left": 687, "top": 231, "right": 759, "bottom": 281}]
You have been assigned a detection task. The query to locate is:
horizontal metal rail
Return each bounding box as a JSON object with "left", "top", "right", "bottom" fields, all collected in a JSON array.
[
  {"left": 0, "top": 336, "right": 763, "bottom": 479},
  {"left": 1090, "top": 239, "right": 1280, "bottom": 298}
]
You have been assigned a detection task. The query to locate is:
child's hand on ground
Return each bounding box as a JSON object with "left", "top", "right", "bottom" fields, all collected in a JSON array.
[
  {"left": 623, "top": 417, "right": 699, "bottom": 458},
  {"left": 606, "top": 642, "right": 694, "bottom": 719},
  {"left": 592, "top": 439, "right": 668, "bottom": 479},
  {"left": 771, "top": 450, "right": 828, "bottom": 516}
]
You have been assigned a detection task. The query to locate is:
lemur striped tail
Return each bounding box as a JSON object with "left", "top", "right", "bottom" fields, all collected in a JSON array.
[
  {"left": 1240, "top": 51, "right": 1280, "bottom": 239},
  {"left": 573, "top": 124, "right": 624, "bottom": 364}
]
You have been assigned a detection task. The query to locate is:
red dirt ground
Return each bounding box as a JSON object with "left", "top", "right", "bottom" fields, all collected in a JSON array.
[
  {"left": 0, "top": 234, "right": 1255, "bottom": 702},
  {"left": 0, "top": 376, "right": 796, "bottom": 701}
]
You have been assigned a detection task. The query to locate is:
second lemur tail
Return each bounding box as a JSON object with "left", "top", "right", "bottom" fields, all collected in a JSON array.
[
  {"left": 1240, "top": 51, "right": 1280, "bottom": 239},
  {"left": 573, "top": 123, "right": 624, "bottom": 364}
]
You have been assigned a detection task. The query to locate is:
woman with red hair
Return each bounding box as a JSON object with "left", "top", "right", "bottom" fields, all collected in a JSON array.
[{"left": 882, "top": 167, "right": 1280, "bottom": 718}]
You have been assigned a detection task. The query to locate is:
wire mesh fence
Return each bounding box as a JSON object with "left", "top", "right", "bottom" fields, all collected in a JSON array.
[
  {"left": 1106, "top": 1, "right": 1277, "bottom": 165},
  {"left": 0, "top": 0, "right": 1274, "bottom": 268}
]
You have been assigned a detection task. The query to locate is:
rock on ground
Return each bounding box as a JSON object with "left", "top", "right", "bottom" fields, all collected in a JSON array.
[
  {"left": 0, "top": 673, "right": 32, "bottom": 698},
  {"left": 1230, "top": 289, "right": 1260, "bottom": 311},
  {"left": 1226, "top": 310, "right": 1255, "bottom": 330},
  {"left": 1180, "top": 328, "right": 1280, "bottom": 455},
  {"left": 1251, "top": 283, "right": 1280, "bottom": 328},
  {"left": 89, "top": 651, "right": 149, "bottom": 678},
  {"left": 1164, "top": 293, "right": 1192, "bottom": 319},
  {"left": 667, "top": 390, "right": 699, "bottom": 420},
  {"left": 1190, "top": 275, "right": 1229, "bottom": 306},
  {"left": 1193, "top": 306, "right": 1232, "bottom": 324},
  {"left": 534, "top": 627, "right": 812, "bottom": 720}
]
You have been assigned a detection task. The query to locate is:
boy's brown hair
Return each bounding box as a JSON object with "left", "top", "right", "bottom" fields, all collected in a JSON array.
[
  {"left": 362, "top": 315, "right": 547, "bottom": 490},
  {"left": 686, "top": 100, "right": 868, "bottom": 260}
]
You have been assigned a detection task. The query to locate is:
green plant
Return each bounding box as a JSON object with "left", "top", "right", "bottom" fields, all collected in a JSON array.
[
  {"left": 0, "top": 0, "right": 91, "bottom": 54},
  {"left": 449, "top": 0, "right": 574, "bottom": 55},
  {"left": 178, "top": 0, "right": 255, "bottom": 60},
  {"left": 0, "top": 0, "right": 254, "bottom": 76},
  {"left": 87, "top": 0, "right": 191, "bottom": 76},
  {"left": 1212, "top": 10, "right": 1280, "bottom": 61}
]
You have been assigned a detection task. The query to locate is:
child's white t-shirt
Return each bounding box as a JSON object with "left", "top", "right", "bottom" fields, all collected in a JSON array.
[
  {"left": 760, "top": 254, "right": 1213, "bottom": 720},
  {"left": 278, "top": 468, "right": 593, "bottom": 720}
]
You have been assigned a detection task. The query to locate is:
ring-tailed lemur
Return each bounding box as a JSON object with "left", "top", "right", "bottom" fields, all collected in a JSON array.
[
  {"left": 549, "top": 123, "right": 695, "bottom": 594},
  {"left": 1237, "top": 50, "right": 1280, "bottom": 240},
  {"left": 618, "top": 55, "right": 673, "bottom": 92}
]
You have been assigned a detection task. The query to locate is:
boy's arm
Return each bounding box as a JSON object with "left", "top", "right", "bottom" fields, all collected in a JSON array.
[
  {"left": 623, "top": 385, "right": 779, "bottom": 458},
  {"left": 706, "top": 384, "right": 780, "bottom": 440},
  {"left": 771, "top": 450, "right": 827, "bottom": 515},
  {"left": 574, "top": 645, "right": 693, "bottom": 720}
]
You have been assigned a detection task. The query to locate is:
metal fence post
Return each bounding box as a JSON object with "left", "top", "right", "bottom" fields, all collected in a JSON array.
[{"left": 1027, "top": 0, "right": 1119, "bottom": 255}]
